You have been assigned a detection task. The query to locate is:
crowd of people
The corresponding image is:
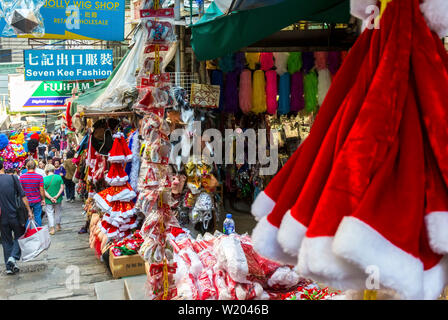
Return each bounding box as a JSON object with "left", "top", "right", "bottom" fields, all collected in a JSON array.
[{"left": 0, "top": 132, "right": 80, "bottom": 275}]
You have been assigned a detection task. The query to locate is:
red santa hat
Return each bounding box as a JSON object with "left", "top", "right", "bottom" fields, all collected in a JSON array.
[
  {"left": 105, "top": 162, "right": 129, "bottom": 186},
  {"left": 108, "top": 132, "right": 133, "bottom": 163},
  {"left": 252, "top": 0, "right": 448, "bottom": 300}
]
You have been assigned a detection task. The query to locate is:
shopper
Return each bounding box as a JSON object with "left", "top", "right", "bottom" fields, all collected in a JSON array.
[
  {"left": 43, "top": 164, "right": 64, "bottom": 235},
  {"left": 0, "top": 161, "right": 33, "bottom": 274},
  {"left": 63, "top": 150, "right": 77, "bottom": 202},
  {"left": 19, "top": 160, "right": 45, "bottom": 227}
]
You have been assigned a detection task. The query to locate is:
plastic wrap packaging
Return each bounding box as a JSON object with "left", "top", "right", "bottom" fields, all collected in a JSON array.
[
  {"left": 214, "top": 235, "right": 249, "bottom": 284},
  {"left": 267, "top": 266, "right": 300, "bottom": 289},
  {"left": 144, "top": 19, "right": 176, "bottom": 44},
  {"left": 1, "top": 0, "right": 45, "bottom": 37}
]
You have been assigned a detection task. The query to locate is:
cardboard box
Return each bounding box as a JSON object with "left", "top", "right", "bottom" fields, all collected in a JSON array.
[{"left": 109, "top": 252, "right": 146, "bottom": 279}]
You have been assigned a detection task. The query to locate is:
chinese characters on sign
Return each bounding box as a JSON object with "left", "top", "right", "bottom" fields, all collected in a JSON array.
[{"left": 24, "top": 49, "right": 113, "bottom": 81}]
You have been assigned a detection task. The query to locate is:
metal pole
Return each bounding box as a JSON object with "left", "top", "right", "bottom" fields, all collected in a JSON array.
[{"left": 174, "top": 0, "right": 181, "bottom": 21}]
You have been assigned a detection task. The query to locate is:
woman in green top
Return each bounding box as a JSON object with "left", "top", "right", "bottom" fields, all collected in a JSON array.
[{"left": 44, "top": 164, "right": 65, "bottom": 235}]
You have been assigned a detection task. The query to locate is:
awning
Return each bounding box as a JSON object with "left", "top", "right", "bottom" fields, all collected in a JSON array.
[{"left": 191, "top": 0, "right": 350, "bottom": 61}]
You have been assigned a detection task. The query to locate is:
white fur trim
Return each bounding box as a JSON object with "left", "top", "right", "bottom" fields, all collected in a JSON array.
[
  {"left": 423, "top": 256, "right": 448, "bottom": 300},
  {"left": 105, "top": 175, "right": 129, "bottom": 186},
  {"left": 251, "top": 216, "right": 297, "bottom": 265},
  {"left": 425, "top": 211, "right": 448, "bottom": 255},
  {"left": 125, "top": 154, "right": 133, "bottom": 162},
  {"left": 106, "top": 189, "right": 137, "bottom": 202},
  {"left": 251, "top": 191, "right": 276, "bottom": 222},
  {"left": 350, "top": 0, "right": 378, "bottom": 20},
  {"left": 93, "top": 194, "right": 111, "bottom": 213},
  {"left": 421, "top": 0, "right": 448, "bottom": 38},
  {"left": 277, "top": 210, "right": 307, "bottom": 256},
  {"left": 332, "top": 216, "right": 424, "bottom": 300},
  {"left": 108, "top": 155, "right": 126, "bottom": 162},
  {"left": 113, "top": 132, "right": 125, "bottom": 139},
  {"left": 296, "top": 236, "right": 364, "bottom": 283}
]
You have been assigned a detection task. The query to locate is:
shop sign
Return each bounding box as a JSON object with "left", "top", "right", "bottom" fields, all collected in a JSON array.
[
  {"left": 0, "top": 0, "right": 125, "bottom": 41},
  {"left": 9, "top": 73, "right": 96, "bottom": 112},
  {"left": 24, "top": 49, "right": 113, "bottom": 81}
]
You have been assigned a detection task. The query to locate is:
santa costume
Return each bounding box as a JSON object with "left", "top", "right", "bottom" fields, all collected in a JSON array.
[
  {"left": 95, "top": 133, "right": 140, "bottom": 240},
  {"left": 251, "top": 0, "right": 448, "bottom": 299}
]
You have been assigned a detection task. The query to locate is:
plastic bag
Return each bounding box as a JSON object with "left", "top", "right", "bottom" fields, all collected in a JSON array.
[
  {"left": 267, "top": 266, "right": 300, "bottom": 289},
  {"left": 197, "top": 269, "right": 217, "bottom": 300},
  {"left": 212, "top": 269, "right": 232, "bottom": 300},
  {"left": 1, "top": 0, "right": 45, "bottom": 37},
  {"left": 144, "top": 19, "right": 176, "bottom": 44},
  {"left": 18, "top": 220, "right": 51, "bottom": 262},
  {"left": 214, "top": 235, "right": 249, "bottom": 284}
]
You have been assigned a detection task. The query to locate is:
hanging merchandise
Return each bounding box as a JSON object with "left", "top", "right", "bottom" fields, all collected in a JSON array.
[
  {"left": 302, "top": 52, "right": 315, "bottom": 74},
  {"left": 218, "top": 53, "right": 236, "bottom": 73},
  {"left": 250, "top": 0, "right": 448, "bottom": 300},
  {"left": 251, "top": 70, "right": 267, "bottom": 114},
  {"left": 239, "top": 69, "right": 252, "bottom": 115},
  {"left": 245, "top": 52, "right": 260, "bottom": 70},
  {"left": 314, "top": 51, "right": 332, "bottom": 106},
  {"left": 274, "top": 52, "right": 289, "bottom": 76},
  {"left": 328, "top": 51, "right": 342, "bottom": 75},
  {"left": 278, "top": 73, "right": 291, "bottom": 115},
  {"left": 234, "top": 52, "right": 246, "bottom": 73},
  {"left": 265, "top": 70, "right": 278, "bottom": 115},
  {"left": 144, "top": 19, "right": 176, "bottom": 44},
  {"left": 223, "top": 71, "right": 239, "bottom": 114},
  {"left": 314, "top": 52, "right": 328, "bottom": 70},
  {"left": 287, "top": 52, "right": 302, "bottom": 74},
  {"left": 190, "top": 83, "right": 221, "bottom": 109},
  {"left": 303, "top": 70, "right": 318, "bottom": 113},
  {"left": 260, "top": 52, "right": 275, "bottom": 71},
  {"left": 211, "top": 70, "right": 225, "bottom": 111},
  {"left": 290, "top": 72, "right": 304, "bottom": 112},
  {"left": 317, "top": 69, "right": 332, "bottom": 107}
]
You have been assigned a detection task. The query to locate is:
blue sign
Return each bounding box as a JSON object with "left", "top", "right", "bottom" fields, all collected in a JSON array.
[
  {"left": 24, "top": 49, "right": 113, "bottom": 81},
  {"left": 0, "top": 0, "right": 124, "bottom": 41}
]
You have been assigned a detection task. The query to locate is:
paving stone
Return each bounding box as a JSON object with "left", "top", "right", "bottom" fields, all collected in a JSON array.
[{"left": 0, "top": 200, "right": 112, "bottom": 300}]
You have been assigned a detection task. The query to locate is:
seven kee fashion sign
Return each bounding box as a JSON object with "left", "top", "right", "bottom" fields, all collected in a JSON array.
[
  {"left": 9, "top": 73, "right": 96, "bottom": 112},
  {"left": 24, "top": 49, "right": 113, "bottom": 81}
]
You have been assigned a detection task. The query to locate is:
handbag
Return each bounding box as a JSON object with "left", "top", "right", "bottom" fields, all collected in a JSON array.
[
  {"left": 18, "top": 220, "right": 51, "bottom": 262},
  {"left": 12, "top": 175, "right": 28, "bottom": 226}
]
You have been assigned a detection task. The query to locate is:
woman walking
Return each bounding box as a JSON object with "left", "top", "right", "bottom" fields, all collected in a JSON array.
[
  {"left": 63, "top": 150, "right": 77, "bottom": 202},
  {"left": 43, "top": 164, "right": 64, "bottom": 235}
]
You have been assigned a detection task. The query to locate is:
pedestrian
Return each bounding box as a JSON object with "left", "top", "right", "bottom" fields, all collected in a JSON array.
[
  {"left": 0, "top": 160, "right": 34, "bottom": 274},
  {"left": 48, "top": 147, "right": 57, "bottom": 159},
  {"left": 63, "top": 150, "right": 77, "bottom": 202},
  {"left": 37, "top": 141, "right": 47, "bottom": 160},
  {"left": 19, "top": 160, "right": 45, "bottom": 227},
  {"left": 43, "top": 164, "right": 64, "bottom": 235}
]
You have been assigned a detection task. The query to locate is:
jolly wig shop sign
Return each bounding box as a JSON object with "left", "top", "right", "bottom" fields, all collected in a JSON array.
[{"left": 24, "top": 49, "right": 113, "bottom": 81}]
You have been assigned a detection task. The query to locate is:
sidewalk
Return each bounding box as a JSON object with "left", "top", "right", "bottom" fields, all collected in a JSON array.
[{"left": 0, "top": 200, "right": 112, "bottom": 300}]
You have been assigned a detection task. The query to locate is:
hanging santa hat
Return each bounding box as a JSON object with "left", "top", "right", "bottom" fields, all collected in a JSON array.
[
  {"left": 108, "top": 132, "right": 133, "bottom": 163},
  {"left": 105, "top": 162, "right": 129, "bottom": 186}
]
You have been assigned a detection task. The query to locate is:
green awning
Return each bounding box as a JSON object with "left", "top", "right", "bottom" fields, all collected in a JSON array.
[
  {"left": 71, "top": 49, "right": 130, "bottom": 116},
  {"left": 191, "top": 0, "right": 350, "bottom": 61}
]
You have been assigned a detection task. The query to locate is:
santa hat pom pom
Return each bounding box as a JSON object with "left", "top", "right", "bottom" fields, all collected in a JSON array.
[
  {"left": 0, "top": 134, "right": 9, "bottom": 151},
  {"left": 420, "top": 0, "right": 448, "bottom": 38}
]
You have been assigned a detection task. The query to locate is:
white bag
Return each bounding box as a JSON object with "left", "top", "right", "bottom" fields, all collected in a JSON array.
[{"left": 18, "top": 220, "right": 51, "bottom": 262}]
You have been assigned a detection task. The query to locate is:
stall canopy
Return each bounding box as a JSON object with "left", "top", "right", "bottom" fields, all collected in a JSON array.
[{"left": 191, "top": 0, "right": 351, "bottom": 61}]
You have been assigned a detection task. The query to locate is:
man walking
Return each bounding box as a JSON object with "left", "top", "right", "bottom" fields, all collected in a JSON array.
[
  {"left": 20, "top": 160, "right": 45, "bottom": 226},
  {"left": 0, "top": 161, "right": 34, "bottom": 274}
]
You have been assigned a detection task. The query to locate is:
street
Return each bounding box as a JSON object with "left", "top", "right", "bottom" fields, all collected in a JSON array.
[{"left": 0, "top": 200, "right": 111, "bottom": 300}]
